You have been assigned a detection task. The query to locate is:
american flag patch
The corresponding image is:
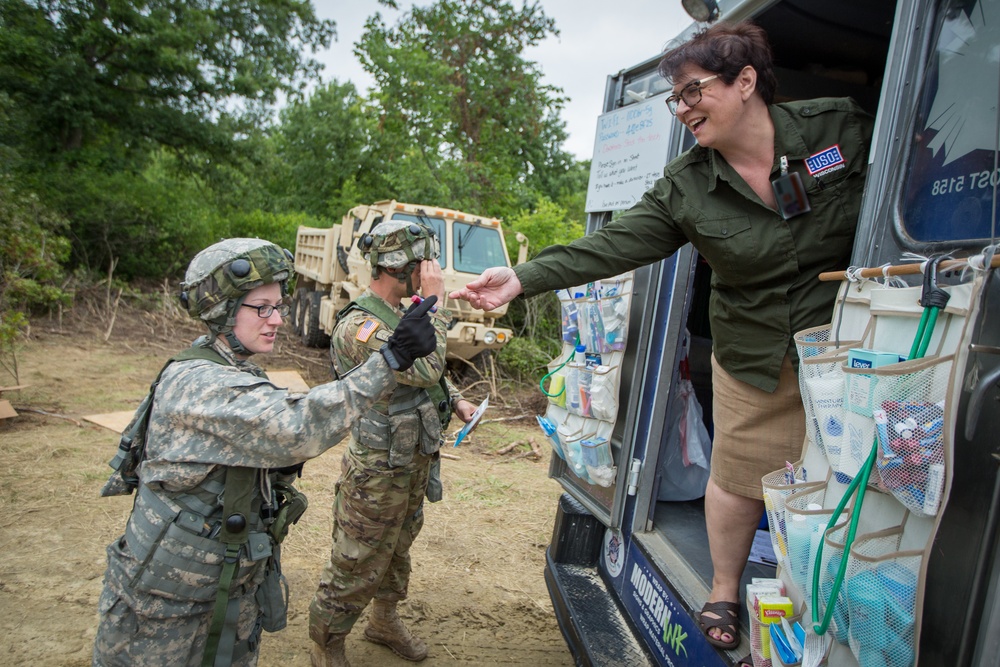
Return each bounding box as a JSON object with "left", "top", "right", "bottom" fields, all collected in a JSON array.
[
  {"left": 805, "top": 145, "right": 845, "bottom": 176},
  {"left": 356, "top": 319, "right": 380, "bottom": 342}
]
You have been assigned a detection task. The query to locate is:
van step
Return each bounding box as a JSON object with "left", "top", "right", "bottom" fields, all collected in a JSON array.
[{"left": 545, "top": 552, "right": 654, "bottom": 667}]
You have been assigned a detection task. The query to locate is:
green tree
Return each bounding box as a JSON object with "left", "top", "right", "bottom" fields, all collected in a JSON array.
[
  {"left": 0, "top": 175, "right": 71, "bottom": 381},
  {"left": 0, "top": 0, "right": 335, "bottom": 164},
  {"left": 497, "top": 195, "right": 584, "bottom": 375},
  {"left": 271, "top": 79, "right": 384, "bottom": 218},
  {"left": 0, "top": 0, "right": 335, "bottom": 276},
  {"left": 355, "top": 0, "right": 574, "bottom": 219}
]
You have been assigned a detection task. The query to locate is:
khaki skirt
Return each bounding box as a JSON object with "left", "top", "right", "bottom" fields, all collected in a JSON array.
[{"left": 709, "top": 353, "right": 806, "bottom": 499}]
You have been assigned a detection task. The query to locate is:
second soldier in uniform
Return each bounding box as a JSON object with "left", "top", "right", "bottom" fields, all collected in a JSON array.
[{"left": 309, "top": 221, "right": 476, "bottom": 666}]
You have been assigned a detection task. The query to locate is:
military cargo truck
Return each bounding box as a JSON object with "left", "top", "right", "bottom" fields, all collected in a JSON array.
[{"left": 291, "top": 200, "right": 526, "bottom": 361}]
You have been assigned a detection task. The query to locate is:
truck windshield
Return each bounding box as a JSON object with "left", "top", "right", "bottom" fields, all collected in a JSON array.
[
  {"left": 900, "top": 0, "right": 1000, "bottom": 244},
  {"left": 453, "top": 222, "right": 507, "bottom": 274},
  {"left": 391, "top": 213, "right": 447, "bottom": 267}
]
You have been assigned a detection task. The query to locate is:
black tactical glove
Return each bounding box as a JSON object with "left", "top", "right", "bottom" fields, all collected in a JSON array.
[{"left": 380, "top": 294, "right": 439, "bottom": 372}]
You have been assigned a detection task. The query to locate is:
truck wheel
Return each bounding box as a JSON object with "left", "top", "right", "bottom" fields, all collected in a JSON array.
[
  {"left": 301, "top": 291, "right": 331, "bottom": 348},
  {"left": 288, "top": 289, "right": 301, "bottom": 336},
  {"left": 290, "top": 287, "right": 308, "bottom": 337}
]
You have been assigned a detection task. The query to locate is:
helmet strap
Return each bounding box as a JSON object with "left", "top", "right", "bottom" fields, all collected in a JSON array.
[{"left": 207, "top": 294, "right": 254, "bottom": 356}]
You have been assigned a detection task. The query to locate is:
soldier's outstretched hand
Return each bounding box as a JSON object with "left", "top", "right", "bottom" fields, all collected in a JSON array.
[
  {"left": 382, "top": 295, "right": 438, "bottom": 372},
  {"left": 448, "top": 267, "right": 522, "bottom": 311}
]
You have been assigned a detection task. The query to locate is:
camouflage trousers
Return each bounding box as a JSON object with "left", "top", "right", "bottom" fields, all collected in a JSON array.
[
  {"left": 309, "top": 445, "right": 431, "bottom": 641},
  {"left": 92, "top": 584, "right": 261, "bottom": 667}
]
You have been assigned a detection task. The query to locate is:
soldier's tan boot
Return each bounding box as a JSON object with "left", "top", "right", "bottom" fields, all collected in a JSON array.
[
  {"left": 363, "top": 599, "right": 428, "bottom": 661},
  {"left": 309, "top": 633, "right": 351, "bottom": 667}
]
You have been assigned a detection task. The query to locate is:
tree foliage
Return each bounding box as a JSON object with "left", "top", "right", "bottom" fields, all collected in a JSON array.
[
  {"left": 271, "top": 79, "right": 384, "bottom": 218},
  {"left": 0, "top": 0, "right": 596, "bottom": 382},
  {"left": 0, "top": 0, "right": 334, "bottom": 277},
  {"left": 355, "top": 0, "right": 575, "bottom": 219},
  {"left": 0, "top": 175, "right": 71, "bottom": 380},
  {"left": 0, "top": 0, "right": 335, "bottom": 164}
]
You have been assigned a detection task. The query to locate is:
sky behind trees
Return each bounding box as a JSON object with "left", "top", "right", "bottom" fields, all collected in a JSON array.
[{"left": 310, "top": 0, "right": 691, "bottom": 161}]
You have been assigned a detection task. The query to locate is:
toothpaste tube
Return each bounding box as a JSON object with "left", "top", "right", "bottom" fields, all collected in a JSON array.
[{"left": 410, "top": 294, "right": 438, "bottom": 313}]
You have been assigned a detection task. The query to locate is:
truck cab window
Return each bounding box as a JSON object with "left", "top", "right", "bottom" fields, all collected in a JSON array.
[
  {"left": 452, "top": 222, "right": 506, "bottom": 274},
  {"left": 900, "top": 0, "right": 1000, "bottom": 244}
]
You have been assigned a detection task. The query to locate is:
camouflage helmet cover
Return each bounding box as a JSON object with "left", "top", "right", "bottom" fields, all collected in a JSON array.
[
  {"left": 360, "top": 220, "right": 440, "bottom": 272},
  {"left": 181, "top": 238, "right": 293, "bottom": 322}
]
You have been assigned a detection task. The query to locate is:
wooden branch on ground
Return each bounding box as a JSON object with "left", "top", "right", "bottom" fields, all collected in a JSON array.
[
  {"left": 495, "top": 439, "right": 528, "bottom": 455},
  {"left": 440, "top": 452, "right": 460, "bottom": 461},
  {"left": 479, "top": 415, "right": 529, "bottom": 426},
  {"left": 508, "top": 439, "right": 543, "bottom": 462},
  {"left": 493, "top": 438, "right": 542, "bottom": 461},
  {"left": 14, "top": 407, "right": 83, "bottom": 427},
  {"left": 283, "top": 350, "right": 327, "bottom": 366}
]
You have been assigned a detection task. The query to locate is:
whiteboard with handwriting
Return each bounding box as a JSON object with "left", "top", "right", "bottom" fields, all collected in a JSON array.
[{"left": 585, "top": 93, "right": 675, "bottom": 212}]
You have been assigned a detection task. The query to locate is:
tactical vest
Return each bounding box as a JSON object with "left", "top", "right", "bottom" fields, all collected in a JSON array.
[
  {"left": 101, "top": 345, "right": 306, "bottom": 666},
  {"left": 338, "top": 295, "right": 452, "bottom": 467}
]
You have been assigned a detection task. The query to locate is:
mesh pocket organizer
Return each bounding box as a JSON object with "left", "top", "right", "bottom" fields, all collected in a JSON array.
[
  {"left": 816, "top": 519, "right": 853, "bottom": 645},
  {"left": 544, "top": 355, "right": 569, "bottom": 409},
  {"left": 555, "top": 417, "right": 597, "bottom": 484},
  {"left": 541, "top": 273, "right": 634, "bottom": 490},
  {"left": 559, "top": 293, "right": 584, "bottom": 345},
  {"left": 580, "top": 364, "right": 619, "bottom": 421},
  {"left": 797, "top": 345, "right": 852, "bottom": 470},
  {"left": 785, "top": 495, "right": 850, "bottom": 605},
  {"left": 869, "top": 355, "right": 953, "bottom": 517},
  {"left": 762, "top": 464, "right": 826, "bottom": 577},
  {"left": 845, "top": 525, "right": 923, "bottom": 667},
  {"left": 749, "top": 603, "right": 802, "bottom": 667}
]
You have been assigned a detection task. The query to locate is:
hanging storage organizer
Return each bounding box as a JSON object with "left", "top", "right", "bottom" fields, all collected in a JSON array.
[
  {"left": 764, "top": 254, "right": 989, "bottom": 667},
  {"left": 539, "top": 273, "right": 634, "bottom": 487},
  {"left": 844, "top": 518, "right": 924, "bottom": 667}
]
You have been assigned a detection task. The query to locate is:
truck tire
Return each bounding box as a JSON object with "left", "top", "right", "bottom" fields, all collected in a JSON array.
[
  {"left": 288, "top": 289, "right": 301, "bottom": 336},
  {"left": 301, "top": 291, "right": 331, "bottom": 348},
  {"left": 289, "top": 287, "right": 308, "bottom": 337}
]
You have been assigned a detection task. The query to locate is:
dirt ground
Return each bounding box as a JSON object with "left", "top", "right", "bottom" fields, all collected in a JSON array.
[{"left": 0, "top": 297, "right": 574, "bottom": 666}]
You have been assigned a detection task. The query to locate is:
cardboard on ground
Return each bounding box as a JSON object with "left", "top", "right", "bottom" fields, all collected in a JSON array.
[
  {"left": 82, "top": 370, "right": 310, "bottom": 434},
  {"left": 0, "top": 385, "right": 29, "bottom": 420}
]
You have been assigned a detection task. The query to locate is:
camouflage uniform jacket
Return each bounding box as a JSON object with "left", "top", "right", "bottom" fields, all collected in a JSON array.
[
  {"left": 333, "top": 288, "right": 462, "bottom": 466},
  {"left": 101, "top": 338, "right": 396, "bottom": 619}
]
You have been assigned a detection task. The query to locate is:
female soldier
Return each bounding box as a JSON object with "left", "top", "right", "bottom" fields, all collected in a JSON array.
[{"left": 93, "top": 238, "right": 438, "bottom": 666}]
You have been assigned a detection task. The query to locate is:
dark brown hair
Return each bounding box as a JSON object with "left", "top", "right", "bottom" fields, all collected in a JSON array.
[{"left": 658, "top": 21, "right": 777, "bottom": 104}]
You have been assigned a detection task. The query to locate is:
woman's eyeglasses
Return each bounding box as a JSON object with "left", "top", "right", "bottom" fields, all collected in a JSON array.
[
  {"left": 241, "top": 303, "right": 291, "bottom": 318},
  {"left": 665, "top": 75, "right": 719, "bottom": 115}
]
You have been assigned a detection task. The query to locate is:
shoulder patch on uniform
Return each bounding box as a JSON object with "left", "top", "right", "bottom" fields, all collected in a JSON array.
[
  {"left": 805, "top": 144, "right": 845, "bottom": 176},
  {"left": 356, "top": 319, "right": 380, "bottom": 342},
  {"left": 374, "top": 328, "right": 391, "bottom": 342}
]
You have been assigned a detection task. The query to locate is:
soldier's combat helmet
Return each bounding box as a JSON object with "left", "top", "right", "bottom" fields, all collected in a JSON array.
[
  {"left": 179, "top": 238, "right": 294, "bottom": 355},
  {"left": 357, "top": 221, "right": 439, "bottom": 294}
]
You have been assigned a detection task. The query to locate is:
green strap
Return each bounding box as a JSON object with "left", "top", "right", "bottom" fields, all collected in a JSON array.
[
  {"left": 343, "top": 295, "right": 452, "bottom": 423},
  {"left": 203, "top": 545, "right": 241, "bottom": 667},
  {"left": 202, "top": 467, "right": 257, "bottom": 667},
  {"left": 109, "top": 344, "right": 231, "bottom": 491}
]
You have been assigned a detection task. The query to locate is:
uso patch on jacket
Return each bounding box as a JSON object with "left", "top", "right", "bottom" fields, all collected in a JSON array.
[{"left": 805, "top": 145, "right": 845, "bottom": 176}]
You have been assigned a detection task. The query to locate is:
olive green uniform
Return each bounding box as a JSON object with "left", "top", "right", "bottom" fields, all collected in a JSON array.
[
  {"left": 516, "top": 98, "right": 874, "bottom": 392},
  {"left": 309, "top": 289, "right": 461, "bottom": 640}
]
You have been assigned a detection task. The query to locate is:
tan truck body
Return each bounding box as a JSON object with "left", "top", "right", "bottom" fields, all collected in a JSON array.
[{"left": 292, "top": 200, "right": 522, "bottom": 361}]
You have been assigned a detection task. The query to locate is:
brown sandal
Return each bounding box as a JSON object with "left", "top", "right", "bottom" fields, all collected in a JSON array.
[{"left": 698, "top": 600, "right": 740, "bottom": 649}]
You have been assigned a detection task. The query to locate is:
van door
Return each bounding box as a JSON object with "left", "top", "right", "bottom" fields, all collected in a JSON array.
[
  {"left": 547, "top": 71, "right": 690, "bottom": 528},
  {"left": 851, "top": 0, "right": 1000, "bottom": 662}
]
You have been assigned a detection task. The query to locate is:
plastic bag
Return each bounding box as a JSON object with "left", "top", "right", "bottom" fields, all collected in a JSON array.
[{"left": 657, "top": 377, "right": 713, "bottom": 501}]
